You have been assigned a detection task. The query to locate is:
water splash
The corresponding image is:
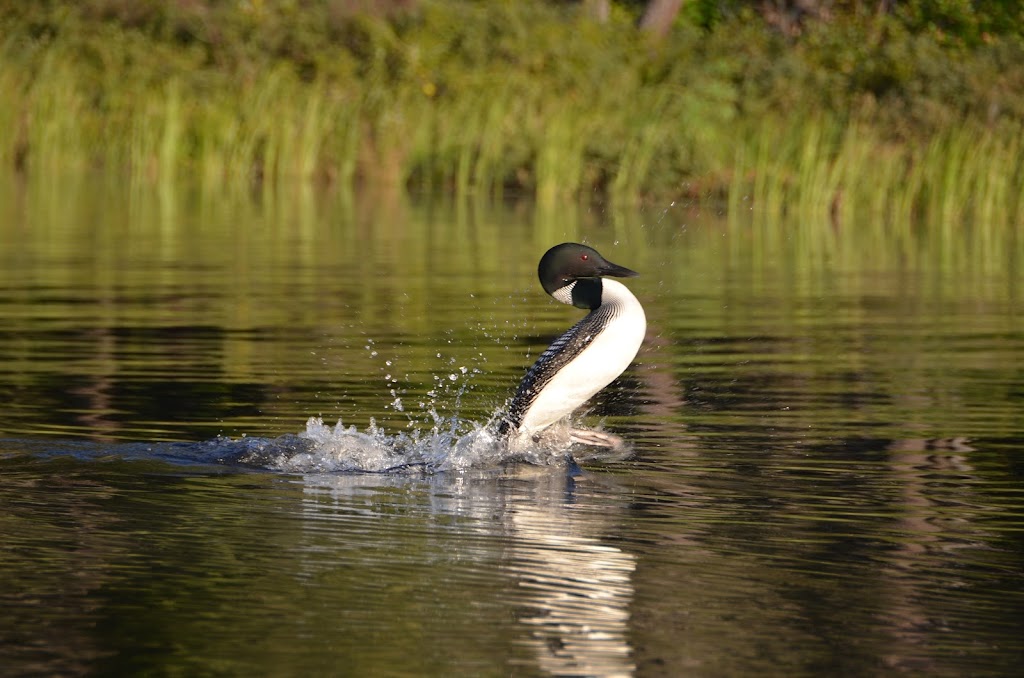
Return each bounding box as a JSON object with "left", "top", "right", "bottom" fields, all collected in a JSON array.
[
  {"left": 219, "top": 340, "right": 626, "bottom": 474},
  {"left": 224, "top": 414, "right": 584, "bottom": 474}
]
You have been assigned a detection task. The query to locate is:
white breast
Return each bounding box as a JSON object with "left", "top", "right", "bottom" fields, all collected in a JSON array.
[{"left": 514, "top": 279, "right": 646, "bottom": 443}]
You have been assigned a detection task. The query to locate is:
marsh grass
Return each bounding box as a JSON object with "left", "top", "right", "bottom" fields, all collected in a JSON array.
[
  {"left": 726, "top": 113, "right": 1024, "bottom": 231},
  {"left": 2, "top": 1, "right": 1023, "bottom": 230}
]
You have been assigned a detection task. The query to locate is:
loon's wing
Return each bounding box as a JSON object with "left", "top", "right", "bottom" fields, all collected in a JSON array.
[{"left": 500, "top": 305, "right": 615, "bottom": 434}]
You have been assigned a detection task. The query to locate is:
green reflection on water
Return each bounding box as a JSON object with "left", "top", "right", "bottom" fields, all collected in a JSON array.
[{"left": 0, "top": 172, "right": 1020, "bottom": 444}]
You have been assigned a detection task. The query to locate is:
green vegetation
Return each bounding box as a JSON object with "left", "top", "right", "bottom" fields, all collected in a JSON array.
[{"left": 1, "top": 1, "right": 1023, "bottom": 224}]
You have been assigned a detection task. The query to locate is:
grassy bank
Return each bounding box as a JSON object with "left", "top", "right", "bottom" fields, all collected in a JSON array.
[{"left": 1, "top": 1, "right": 1023, "bottom": 224}]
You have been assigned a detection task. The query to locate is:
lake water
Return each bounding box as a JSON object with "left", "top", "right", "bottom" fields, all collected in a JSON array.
[{"left": 1, "top": 173, "right": 1022, "bottom": 676}]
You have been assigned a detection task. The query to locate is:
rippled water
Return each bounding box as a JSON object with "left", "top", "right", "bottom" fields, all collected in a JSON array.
[{"left": 1, "top": 174, "right": 1023, "bottom": 676}]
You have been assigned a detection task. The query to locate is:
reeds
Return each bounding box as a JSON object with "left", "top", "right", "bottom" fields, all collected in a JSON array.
[
  {"left": 2, "top": 1, "right": 1023, "bottom": 230},
  {"left": 726, "top": 113, "right": 1024, "bottom": 230}
]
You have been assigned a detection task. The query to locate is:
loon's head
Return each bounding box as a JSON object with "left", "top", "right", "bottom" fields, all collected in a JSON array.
[{"left": 538, "top": 243, "right": 638, "bottom": 310}]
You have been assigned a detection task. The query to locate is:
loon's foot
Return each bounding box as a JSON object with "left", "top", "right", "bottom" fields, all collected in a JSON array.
[{"left": 568, "top": 428, "right": 625, "bottom": 449}]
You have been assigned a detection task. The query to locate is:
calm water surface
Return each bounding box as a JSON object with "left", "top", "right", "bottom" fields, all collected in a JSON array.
[{"left": 1, "top": 175, "right": 1022, "bottom": 676}]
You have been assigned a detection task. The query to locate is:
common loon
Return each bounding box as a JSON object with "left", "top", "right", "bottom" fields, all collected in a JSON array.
[{"left": 500, "top": 243, "right": 647, "bottom": 449}]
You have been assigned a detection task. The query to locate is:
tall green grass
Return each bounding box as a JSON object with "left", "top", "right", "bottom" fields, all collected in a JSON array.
[
  {"left": 727, "top": 113, "right": 1024, "bottom": 229},
  {"left": 1, "top": 1, "right": 1023, "bottom": 229}
]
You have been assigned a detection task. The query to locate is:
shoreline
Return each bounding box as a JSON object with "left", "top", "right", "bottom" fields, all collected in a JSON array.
[{"left": 2, "top": 1, "right": 1022, "bottom": 223}]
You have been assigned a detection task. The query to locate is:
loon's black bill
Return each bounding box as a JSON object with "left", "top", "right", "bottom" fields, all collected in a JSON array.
[{"left": 598, "top": 261, "right": 639, "bottom": 278}]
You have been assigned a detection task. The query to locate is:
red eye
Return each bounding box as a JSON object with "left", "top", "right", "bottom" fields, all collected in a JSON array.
[{"left": 580, "top": 254, "right": 588, "bottom": 261}]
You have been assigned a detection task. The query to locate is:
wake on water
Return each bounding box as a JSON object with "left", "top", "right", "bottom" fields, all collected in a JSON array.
[
  {"left": 9, "top": 395, "right": 628, "bottom": 474},
  {"left": 13, "top": 343, "right": 631, "bottom": 474}
]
